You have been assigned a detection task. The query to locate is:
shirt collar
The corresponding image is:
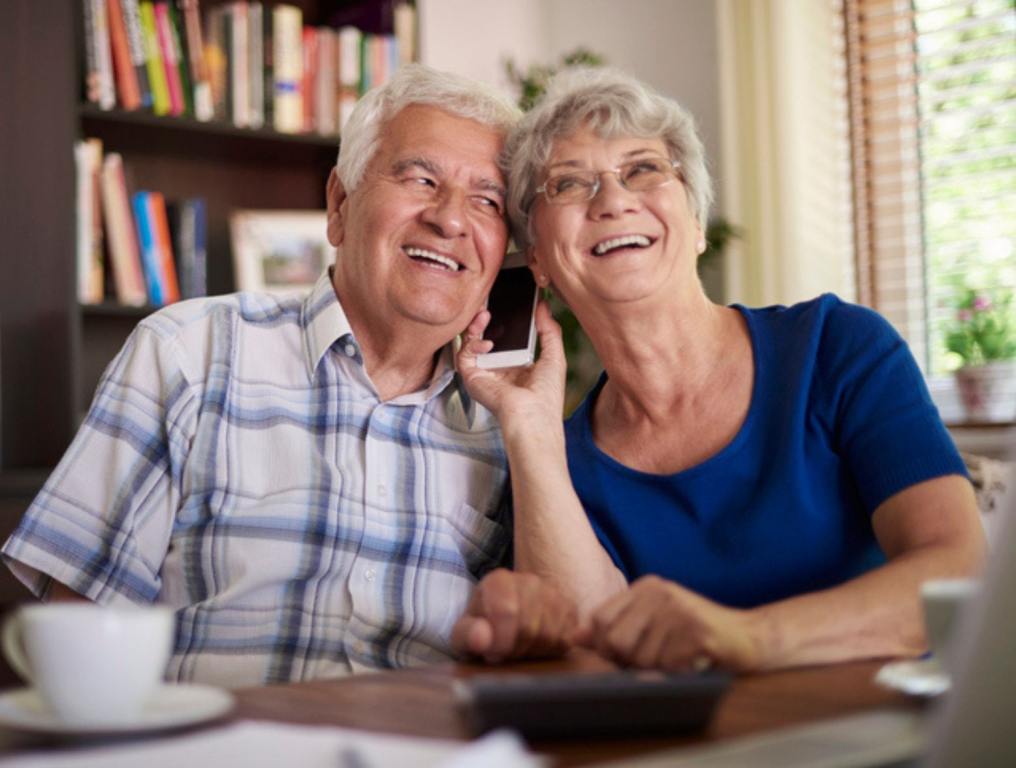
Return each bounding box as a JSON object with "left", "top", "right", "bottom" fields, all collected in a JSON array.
[
  {"left": 301, "top": 271, "right": 471, "bottom": 417},
  {"left": 302, "top": 270, "right": 356, "bottom": 379}
]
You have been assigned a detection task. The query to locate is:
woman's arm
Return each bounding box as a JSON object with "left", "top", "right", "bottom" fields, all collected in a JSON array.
[
  {"left": 458, "top": 303, "right": 627, "bottom": 614},
  {"left": 751, "top": 473, "right": 985, "bottom": 667},
  {"left": 580, "top": 474, "right": 986, "bottom": 670}
]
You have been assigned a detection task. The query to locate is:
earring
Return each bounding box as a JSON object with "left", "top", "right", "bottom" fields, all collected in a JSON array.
[
  {"left": 696, "top": 238, "right": 707, "bottom": 255},
  {"left": 536, "top": 273, "right": 549, "bottom": 287}
]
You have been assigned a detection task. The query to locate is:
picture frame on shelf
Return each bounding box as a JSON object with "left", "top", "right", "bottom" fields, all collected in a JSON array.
[{"left": 230, "top": 210, "right": 333, "bottom": 295}]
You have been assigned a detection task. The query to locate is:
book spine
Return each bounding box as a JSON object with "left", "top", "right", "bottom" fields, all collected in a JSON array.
[
  {"left": 88, "top": 0, "right": 117, "bottom": 109},
  {"left": 229, "top": 2, "right": 249, "bottom": 128},
  {"left": 272, "top": 5, "right": 303, "bottom": 133},
  {"left": 107, "top": 0, "right": 142, "bottom": 110},
  {"left": 179, "top": 0, "right": 213, "bottom": 120},
  {"left": 149, "top": 192, "right": 182, "bottom": 303},
  {"left": 337, "top": 26, "right": 361, "bottom": 130},
  {"left": 262, "top": 6, "right": 273, "bottom": 128},
  {"left": 393, "top": 2, "right": 415, "bottom": 67},
  {"left": 121, "top": 0, "right": 153, "bottom": 108},
  {"left": 247, "top": 2, "right": 264, "bottom": 129},
  {"left": 167, "top": 1, "right": 194, "bottom": 117},
  {"left": 139, "top": 1, "right": 171, "bottom": 115},
  {"left": 101, "top": 154, "right": 147, "bottom": 306},
  {"left": 75, "top": 141, "right": 105, "bottom": 304},
  {"left": 153, "top": 1, "right": 184, "bottom": 115},
  {"left": 85, "top": 139, "right": 106, "bottom": 303},
  {"left": 191, "top": 199, "right": 208, "bottom": 297},
  {"left": 301, "top": 26, "right": 318, "bottom": 134},
  {"left": 132, "top": 191, "right": 165, "bottom": 305},
  {"left": 315, "top": 28, "right": 336, "bottom": 137},
  {"left": 204, "top": 6, "right": 228, "bottom": 121}
]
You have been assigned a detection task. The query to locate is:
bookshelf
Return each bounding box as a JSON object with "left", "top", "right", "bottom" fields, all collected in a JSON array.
[{"left": 0, "top": 0, "right": 410, "bottom": 472}]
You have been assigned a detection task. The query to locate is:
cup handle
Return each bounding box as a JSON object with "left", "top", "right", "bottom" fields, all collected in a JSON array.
[{"left": 1, "top": 612, "right": 32, "bottom": 684}]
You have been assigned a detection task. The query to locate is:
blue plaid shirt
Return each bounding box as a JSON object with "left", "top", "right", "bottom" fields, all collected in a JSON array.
[{"left": 2, "top": 272, "right": 510, "bottom": 686}]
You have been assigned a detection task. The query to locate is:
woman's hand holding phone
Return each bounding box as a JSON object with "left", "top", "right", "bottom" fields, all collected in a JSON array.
[{"left": 457, "top": 301, "right": 568, "bottom": 432}]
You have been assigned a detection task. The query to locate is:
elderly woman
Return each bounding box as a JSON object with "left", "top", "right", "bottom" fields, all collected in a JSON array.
[{"left": 458, "top": 68, "right": 986, "bottom": 672}]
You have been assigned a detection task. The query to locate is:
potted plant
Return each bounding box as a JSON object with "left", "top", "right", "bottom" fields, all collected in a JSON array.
[{"left": 945, "top": 288, "right": 1016, "bottom": 422}]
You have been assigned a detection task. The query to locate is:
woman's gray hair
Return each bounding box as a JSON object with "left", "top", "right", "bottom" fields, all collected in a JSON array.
[
  {"left": 336, "top": 64, "right": 522, "bottom": 192},
  {"left": 505, "top": 67, "right": 714, "bottom": 250}
]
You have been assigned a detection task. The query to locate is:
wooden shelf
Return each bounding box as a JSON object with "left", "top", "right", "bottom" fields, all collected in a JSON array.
[
  {"left": 79, "top": 104, "right": 341, "bottom": 148},
  {"left": 80, "top": 302, "right": 158, "bottom": 319}
]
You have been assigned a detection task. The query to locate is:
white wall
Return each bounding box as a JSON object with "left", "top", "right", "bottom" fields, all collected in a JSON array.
[
  {"left": 417, "top": 0, "right": 725, "bottom": 295},
  {"left": 419, "top": 0, "right": 721, "bottom": 193}
]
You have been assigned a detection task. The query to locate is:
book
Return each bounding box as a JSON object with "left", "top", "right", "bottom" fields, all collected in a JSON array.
[
  {"left": 75, "top": 139, "right": 105, "bottom": 304},
  {"left": 148, "top": 192, "right": 182, "bottom": 303},
  {"left": 107, "top": 0, "right": 142, "bottom": 110},
  {"left": 153, "top": 1, "right": 184, "bottom": 115},
  {"left": 247, "top": 2, "right": 264, "bottom": 129},
  {"left": 178, "top": 0, "right": 213, "bottom": 120},
  {"left": 204, "top": 5, "right": 228, "bottom": 121},
  {"left": 166, "top": 0, "right": 194, "bottom": 116},
  {"left": 84, "top": 0, "right": 116, "bottom": 109},
  {"left": 169, "top": 198, "right": 207, "bottom": 299},
  {"left": 301, "top": 26, "right": 317, "bottom": 133},
  {"left": 261, "top": 5, "right": 274, "bottom": 127},
  {"left": 393, "top": 2, "right": 416, "bottom": 68},
  {"left": 229, "top": 2, "right": 249, "bottom": 127},
  {"left": 100, "top": 154, "right": 147, "bottom": 306},
  {"left": 132, "top": 191, "right": 165, "bottom": 305},
  {"left": 121, "top": 0, "right": 154, "bottom": 108},
  {"left": 315, "top": 27, "right": 337, "bottom": 136},
  {"left": 138, "top": 1, "right": 171, "bottom": 115},
  {"left": 272, "top": 4, "right": 303, "bottom": 133},
  {"left": 337, "top": 25, "right": 361, "bottom": 129}
]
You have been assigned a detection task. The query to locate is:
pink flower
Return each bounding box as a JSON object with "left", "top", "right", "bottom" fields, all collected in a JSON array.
[
  {"left": 973, "top": 295, "right": 992, "bottom": 311},
  {"left": 958, "top": 309, "right": 973, "bottom": 322}
]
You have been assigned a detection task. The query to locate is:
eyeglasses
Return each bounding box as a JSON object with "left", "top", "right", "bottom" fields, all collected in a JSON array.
[{"left": 534, "top": 157, "right": 681, "bottom": 205}]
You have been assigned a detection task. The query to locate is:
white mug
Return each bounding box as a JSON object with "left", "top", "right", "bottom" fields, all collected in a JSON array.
[
  {"left": 2, "top": 603, "right": 174, "bottom": 726},
  {"left": 920, "top": 578, "right": 980, "bottom": 672}
]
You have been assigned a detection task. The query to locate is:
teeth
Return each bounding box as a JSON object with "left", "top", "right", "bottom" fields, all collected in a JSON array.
[
  {"left": 593, "top": 235, "right": 652, "bottom": 256},
  {"left": 405, "top": 247, "right": 461, "bottom": 271}
]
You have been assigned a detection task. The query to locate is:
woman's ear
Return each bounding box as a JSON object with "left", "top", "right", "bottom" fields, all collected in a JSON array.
[
  {"left": 527, "top": 248, "right": 550, "bottom": 288},
  {"left": 326, "top": 168, "right": 347, "bottom": 247}
]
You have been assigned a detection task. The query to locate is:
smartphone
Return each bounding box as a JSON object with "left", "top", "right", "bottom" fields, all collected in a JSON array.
[{"left": 476, "top": 251, "right": 539, "bottom": 369}]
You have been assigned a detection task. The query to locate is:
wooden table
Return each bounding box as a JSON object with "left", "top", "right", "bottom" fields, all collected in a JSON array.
[
  {"left": 0, "top": 652, "right": 923, "bottom": 764},
  {"left": 231, "top": 651, "right": 923, "bottom": 766}
]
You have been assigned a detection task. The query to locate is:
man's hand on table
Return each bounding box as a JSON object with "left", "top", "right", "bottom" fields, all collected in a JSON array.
[{"left": 451, "top": 569, "right": 577, "bottom": 663}]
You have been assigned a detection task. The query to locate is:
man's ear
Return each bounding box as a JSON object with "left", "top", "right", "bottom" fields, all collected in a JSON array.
[{"left": 326, "top": 168, "right": 347, "bottom": 247}]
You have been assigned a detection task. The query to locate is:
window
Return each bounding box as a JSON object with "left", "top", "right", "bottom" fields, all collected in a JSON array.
[{"left": 843, "top": 0, "right": 1015, "bottom": 375}]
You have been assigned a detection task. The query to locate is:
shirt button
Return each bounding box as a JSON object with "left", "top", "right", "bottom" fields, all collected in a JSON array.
[
  {"left": 343, "top": 343, "right": 357, "bottom": 358},
  {"left": 364, "top": 567, "right": 376, "bottom": 582}
]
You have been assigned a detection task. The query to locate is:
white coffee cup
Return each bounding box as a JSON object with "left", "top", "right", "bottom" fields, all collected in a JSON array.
[
  {"left": 920, "top": 578, "right": 980, "bottom": 671},
  {"left": 2, "top": 603, "right": 174, "bottom": 726}
]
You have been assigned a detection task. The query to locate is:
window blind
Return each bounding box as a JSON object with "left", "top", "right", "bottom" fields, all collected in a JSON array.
[{"left": 843, "top": 0, "right": 1015, "bottom": 374}]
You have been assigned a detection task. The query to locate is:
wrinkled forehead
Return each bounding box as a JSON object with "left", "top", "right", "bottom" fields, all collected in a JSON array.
[{"left": 545, "top": 130, "right": 670, "bottom": 171}]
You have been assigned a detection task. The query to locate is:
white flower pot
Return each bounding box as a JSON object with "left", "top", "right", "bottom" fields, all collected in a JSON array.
[{"left": 954, "top": 361, "right": 1016, "bottom": 422}]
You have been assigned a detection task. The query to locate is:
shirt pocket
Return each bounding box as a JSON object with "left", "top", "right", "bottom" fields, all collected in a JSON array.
[{"left": 442, "top": 502, "right": 509, "bottom": 579}]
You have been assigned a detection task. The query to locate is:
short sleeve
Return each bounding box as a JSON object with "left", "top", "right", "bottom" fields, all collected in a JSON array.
[
  {"left": 815, "top": 299, "right": 966, "bottom": 512},
  {"left": 1, "top": 324, "right": 197, "bottom": 604}
]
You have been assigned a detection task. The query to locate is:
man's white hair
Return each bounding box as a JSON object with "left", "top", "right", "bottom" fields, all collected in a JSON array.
[{"left": 336, "top": 64, "right": 522, "bottom": 191}]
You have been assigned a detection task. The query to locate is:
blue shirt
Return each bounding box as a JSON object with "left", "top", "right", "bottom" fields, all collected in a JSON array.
[
  {"left": 564, "top": 294, "right": 965, "bottom": 608},
  {"left": 2, "top": 272, "right": 509, "bottom": 686}
]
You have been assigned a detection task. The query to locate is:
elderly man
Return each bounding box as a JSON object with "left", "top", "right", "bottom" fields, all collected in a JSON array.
[{"left": 1, "top": 65, "right": 573, "bottom": 686}]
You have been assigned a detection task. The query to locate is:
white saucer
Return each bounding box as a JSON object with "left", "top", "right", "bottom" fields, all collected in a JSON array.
[
  {"left": 875, "top": 658, "right": 950, "bottom": 697},
  {"left": 0, "top": 684, "right": 235, "bottom": 736}
]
